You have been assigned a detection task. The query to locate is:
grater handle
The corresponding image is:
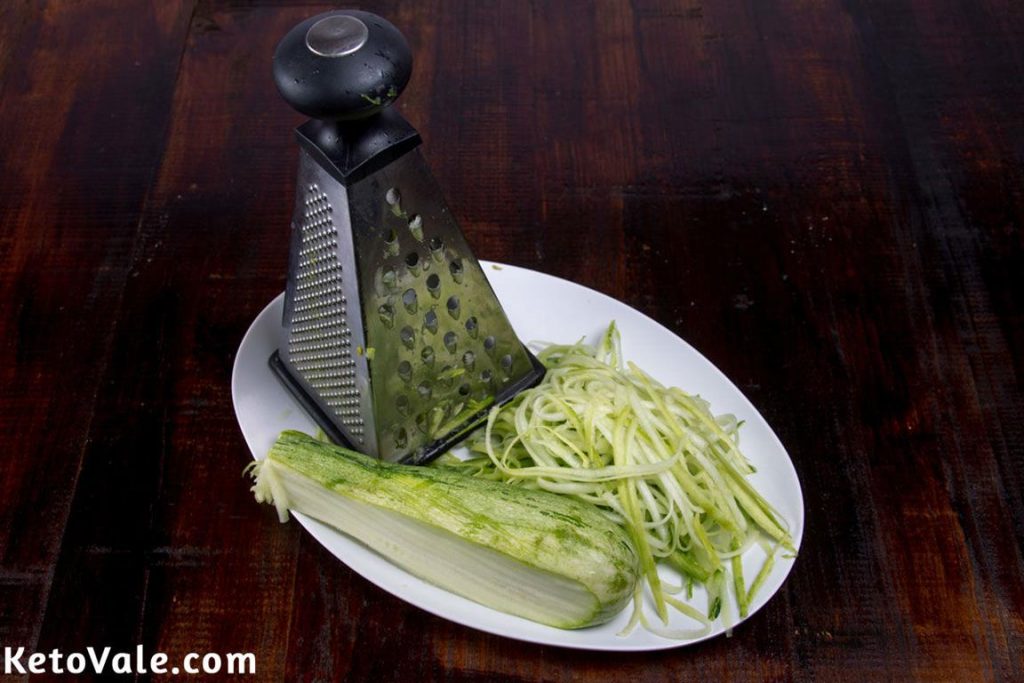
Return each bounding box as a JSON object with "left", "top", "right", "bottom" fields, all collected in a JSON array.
[{"left": 273, "top": 10, "right": 413, "bottom": 121}]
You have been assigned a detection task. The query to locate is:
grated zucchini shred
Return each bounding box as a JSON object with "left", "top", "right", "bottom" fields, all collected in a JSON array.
[{"left": 452, "top": 322, "right": 795, "bottom": 638}]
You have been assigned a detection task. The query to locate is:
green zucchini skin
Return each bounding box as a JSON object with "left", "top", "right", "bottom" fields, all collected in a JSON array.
[{"left": 260, "top": 430, "right": 639, "bottom": 628}]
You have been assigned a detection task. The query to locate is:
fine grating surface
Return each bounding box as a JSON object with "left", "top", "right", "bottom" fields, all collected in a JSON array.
[{"left": 286, "top": 183, "right": 365, "bottom": 443}]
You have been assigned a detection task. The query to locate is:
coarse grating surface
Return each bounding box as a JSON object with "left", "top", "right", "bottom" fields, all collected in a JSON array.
[{"left": 350, "top": 150, "right": 539, "bottom": 461}]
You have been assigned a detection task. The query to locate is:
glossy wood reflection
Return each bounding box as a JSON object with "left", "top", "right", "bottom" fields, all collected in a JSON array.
[{"left": 0, "top": 1, "right": 1021, "bottom": 681}]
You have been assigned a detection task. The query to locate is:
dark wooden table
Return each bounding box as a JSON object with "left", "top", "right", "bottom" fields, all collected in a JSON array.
[{"left": 2, "top": 1, "right": 1021, "bottom": 681}]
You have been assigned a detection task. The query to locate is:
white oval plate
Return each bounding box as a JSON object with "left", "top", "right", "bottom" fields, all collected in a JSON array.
[{"left": 232, "top": 261, "right": 804, "bottom": 651}]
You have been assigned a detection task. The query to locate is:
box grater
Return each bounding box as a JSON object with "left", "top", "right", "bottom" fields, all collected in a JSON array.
[{"left": 268, "top": 10, "right": 544, "bottom": 464}]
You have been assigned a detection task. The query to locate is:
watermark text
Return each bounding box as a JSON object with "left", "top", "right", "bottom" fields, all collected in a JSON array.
[{"left": 4, "top": 645, "right": 255, "bottom": 676}]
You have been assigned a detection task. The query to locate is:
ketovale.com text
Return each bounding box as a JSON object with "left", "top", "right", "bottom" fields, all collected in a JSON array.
[{"left": 3, "top": 645, "right": 256, "bottom": 676}]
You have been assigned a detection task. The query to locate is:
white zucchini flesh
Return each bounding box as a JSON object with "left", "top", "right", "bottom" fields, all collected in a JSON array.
[
  {"left": 258, "top": 460, "right": 601, "bottom": 628},
  {"left": 250, "top": 431, "right": 639, "bottom": 630}
]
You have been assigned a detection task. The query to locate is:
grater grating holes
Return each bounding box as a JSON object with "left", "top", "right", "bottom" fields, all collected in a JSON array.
[
  {"left": 426, "top": 273, "right": 441, "bottom": 298},
  {"left": 428, "top": 236, "right": 444, "bottom": 259},
  {"left": 398, "top": 361, "right": 412, "bottom": 382},
  {"left": 408, "top": 214, "right": 423, "bottom": 241},
  {"left": 417, "top": 382, "right": 431, "bottom": 399},
  {"left": 291, "top": 319, "right": 337, "bottom": 335},
  {"left": 292, "top": 296, "right": 344, "bottom": 314},
  {"left": 402, "top": 288, "right": 418, "bottom": 313},
  {"left": 400, "top": 326, "right": 416, "bottom": 348},
  {"left": 382, "top": 267, "right": 398, "bottom": 290},
  {"left": 384, "top": 229, "right": 399, "bottom": 257},
  {"left": 446, "top": 296, "right": 460, "bottom": 319},
  {"left": 289, "top": 184, "right": 365, "bottom": 442},
  {"left": 405, "top": 251, "right": 421, "bottom": 275},
  {"left": 443, "top": 331, "right": 457, "bottom": 354},
  {"left": 363, "top": 175, "right": 541, "bottom": 459},
  {"left": 423, "top": 309, "right": 438, "bottom": 334},
  {"left": 378, "top": 303, "right": 395, "bottom": 327},
  {"left": 449, "top": 259, "right": 464, "bottom": 283}
]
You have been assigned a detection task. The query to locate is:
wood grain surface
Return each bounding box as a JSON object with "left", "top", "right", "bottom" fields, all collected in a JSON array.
[{"left": 1, "top": 1, "right": 1021, "bottom": 681}]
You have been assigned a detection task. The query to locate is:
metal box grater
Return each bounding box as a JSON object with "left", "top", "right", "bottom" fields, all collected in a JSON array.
[{"left": 268, "top": 10, "right": 544, "bottom": 463}]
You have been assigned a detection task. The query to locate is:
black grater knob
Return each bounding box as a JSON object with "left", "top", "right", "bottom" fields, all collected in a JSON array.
[{"left": 273, "top": 10, "right": 413, "bottom": 121}]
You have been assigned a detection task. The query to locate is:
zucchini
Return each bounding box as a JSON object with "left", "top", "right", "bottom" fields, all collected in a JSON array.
[{"left": 250, "top": 430, "right": 639, "bottom": 629}]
